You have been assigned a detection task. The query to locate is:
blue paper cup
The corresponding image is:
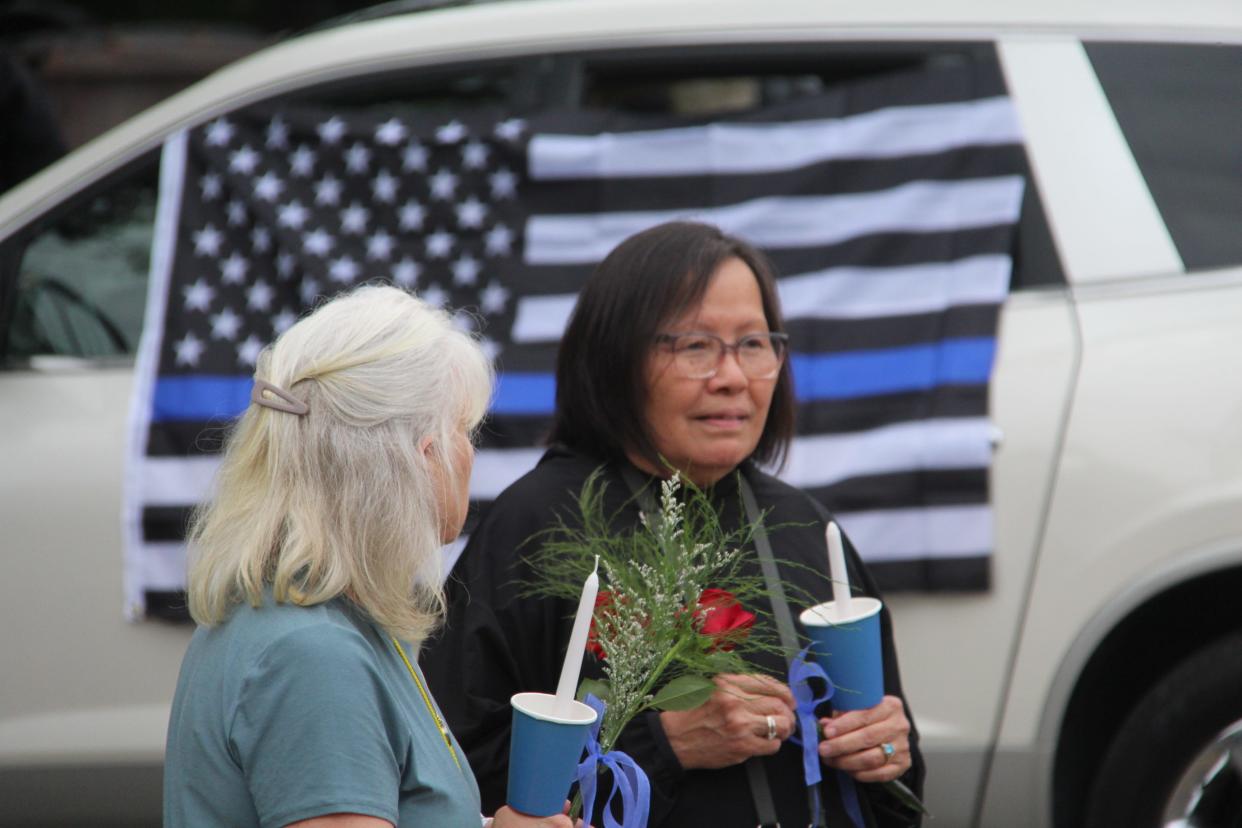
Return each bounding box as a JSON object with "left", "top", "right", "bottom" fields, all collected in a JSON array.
[
  {"left": 507, "top": 692, "right": 598, "bottom": 817},
  {"left": 799, "top": 597, "right": 885, "bottom": 711}
]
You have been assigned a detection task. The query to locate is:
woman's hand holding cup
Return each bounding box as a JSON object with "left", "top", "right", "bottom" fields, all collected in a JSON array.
[{"left": 817, "top": 695, "right": 912, "bottom": 783}]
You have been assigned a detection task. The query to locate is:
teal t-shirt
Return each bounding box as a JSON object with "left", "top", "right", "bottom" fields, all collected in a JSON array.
[{"left": 164, "top": 596, "right": 482, "bottom": 827}]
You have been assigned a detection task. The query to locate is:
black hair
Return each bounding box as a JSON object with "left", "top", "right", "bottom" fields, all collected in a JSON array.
[{"left": 549, "top": 221, "right": 795, "bottom": 471}]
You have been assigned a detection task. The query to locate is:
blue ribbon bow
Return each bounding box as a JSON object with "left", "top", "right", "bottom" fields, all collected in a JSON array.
[
  {"left": 575, "top": 694, "right": 651, "bottom": 828},
  {"left": 789, "top": 645, "right": 864, "bottom": 828}
]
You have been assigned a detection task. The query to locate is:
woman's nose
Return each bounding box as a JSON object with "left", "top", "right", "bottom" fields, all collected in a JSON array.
[{"left": 708, "top": 347, "right": 749, "bottom": 388}]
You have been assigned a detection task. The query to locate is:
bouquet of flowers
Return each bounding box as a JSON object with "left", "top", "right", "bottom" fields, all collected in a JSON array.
[
  {"left": 525, "top": 470, "right": 778, "bottom": 757},
  {"left": 526, "top": 469, "right": 928, "bottom": 824}
]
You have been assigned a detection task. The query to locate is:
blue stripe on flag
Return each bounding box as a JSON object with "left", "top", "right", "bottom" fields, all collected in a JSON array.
[
  {"left": 491, "top": 372, "right": 557, "bottom": 415},
  {"left": 152, "top": 376, "right": 251, "bottom": 422},
  {"left": 151, "top": 373, "right": 559, "bottom": 420},
  {"left": 148, "top": 339, "right": 995, "bottom": 421},
  {"left": 791, "top": 337, "right": 996, "bottom": 401}
]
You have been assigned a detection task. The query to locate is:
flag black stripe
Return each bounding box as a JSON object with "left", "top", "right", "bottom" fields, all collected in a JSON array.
[
  {"left": 784, "top": 303, "right": 1000, "bottom": 353},
  {"left": 503, "top": 224, "right": 1018, "bottom": 297},
  {"left": 806, "top": 468, "right": 988, "bottom": 514},
  {"left": 143, "top": 506, "right": 195, "bottom": 543},
  {"left": 141, "top": 465, "right": 988, "bottom": 546},
  {"left": 793, "top": 385, "right": 988, "bottom": 435},
  {"left": 146, "top": 421, "right": 235, "bottom": 457},
  {"left": 768, "top": 224, "right": 1017, "bottom": 278},
  {"left": 524, "top": 144, "right": 1026, "bottom": 215},
  {"left": 869, "top": 555, "right": 990, "bottom": 592},
  {"left": 144, "top": 591, "right": 192, "bottom": 622},
  {"left": 476, "top": 415, "right": 554, "bottom": 450}
]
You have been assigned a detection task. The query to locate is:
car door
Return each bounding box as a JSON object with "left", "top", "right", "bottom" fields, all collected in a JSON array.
[{"left": 982, "top": 38, "right": 1242, "bottom": 828}]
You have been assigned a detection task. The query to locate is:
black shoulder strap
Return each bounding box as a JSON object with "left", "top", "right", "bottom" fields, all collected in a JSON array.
[
  {"left": 618, "top": 464, "right": 822, "bottom": 828},
  {"left": 739, "top": 471, "right": 826, "bottom": 827},
  {"left": 738, "top": 474, "right": 802, "bottom": 661}
]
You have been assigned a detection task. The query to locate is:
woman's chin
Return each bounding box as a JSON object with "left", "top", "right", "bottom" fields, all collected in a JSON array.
[{"left": 675, "top": 450, "right": 755, "bottom": 486}]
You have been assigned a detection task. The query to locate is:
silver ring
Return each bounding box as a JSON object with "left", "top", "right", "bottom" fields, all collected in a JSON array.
[
  {"left": 765, "top": 714, "right": 778, "bottom": 741},
  {"left": 880, "top": 742, "right": 896, "bottom": 763}
]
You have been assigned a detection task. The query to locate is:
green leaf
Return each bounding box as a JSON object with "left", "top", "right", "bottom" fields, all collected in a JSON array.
[
  {"left": 577, "top": 678, "right": 611, "bottom": 704},
  {"left": 703, "top": 651, "right": 742, "bottom": 674},
  {"left": 650, "top": 674, "right": 716, "bottom": 711}
]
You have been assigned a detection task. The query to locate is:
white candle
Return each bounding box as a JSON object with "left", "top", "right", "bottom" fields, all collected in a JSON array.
[
  {"left": 827, "top": 522, "right": 853, "bottom": 615},
  {"left": 555, "top": 555, "right": 599, "bottom": 710}
]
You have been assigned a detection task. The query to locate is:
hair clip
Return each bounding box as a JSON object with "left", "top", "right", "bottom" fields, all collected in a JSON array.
[{"left": 251, "top": 379, "right": 309, "bottom": 416}]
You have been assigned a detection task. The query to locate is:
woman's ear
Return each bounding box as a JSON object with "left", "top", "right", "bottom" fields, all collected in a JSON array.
[{"left": 419, "top": 436, "right": 434, "bottom": 457}]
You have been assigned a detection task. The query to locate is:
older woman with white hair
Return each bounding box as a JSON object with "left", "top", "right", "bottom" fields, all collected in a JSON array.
[{"left": 164, "top": 285, "right": 574, "bottom": 828}]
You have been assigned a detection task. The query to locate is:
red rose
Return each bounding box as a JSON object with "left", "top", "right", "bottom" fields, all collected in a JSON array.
[
  {"left": 586, "top": 590, "right": 616, "bottom": 659},
  {"left": 693, "top": 588, "right": 756, "bottom": 652}
]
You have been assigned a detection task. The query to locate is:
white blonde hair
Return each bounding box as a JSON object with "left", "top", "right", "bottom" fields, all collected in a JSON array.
[{"left": 186, "top": 285, "right": 493, "bottom": 644}]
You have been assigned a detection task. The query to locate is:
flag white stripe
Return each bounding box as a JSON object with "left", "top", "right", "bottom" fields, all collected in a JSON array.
[
  {"left": 139, "top": 542, "right": 198, "bottom": 591},
  {"left": 468, "top": 447, "right": 546, "bottom": 500},
  {"left": 778, "top": 254, "right": 1012, "bottom": 321},
  {"left": 836, "top": 504, "right": 993, "bottom": 562},
  {"left": 529, "top": 97, "right": 1020, "bottom": 179},
  {"left": 510, "top": 294, "right": 579, "bottom": 344},
  {"left": 140, "top": 455, "right": 222, "bottom": 505},
  {"left": 524, "top": 176, "right": 1026, "bottom": 265},
  {"left": 139, "top": 447, "right": 547, "bottom": 506},
  {"left": 124, "top": 130, "right": 188, "bottom": 617},
  {"left": 511, "top": 253, "right": 1012, "bottom": 344},
  {"left": 135, "top": 539, "right": 484, "bottom": 594},
  {"left": 440, "top": 535, "right": 469, "bottom": 581},
  {"left": 140, "top": 418, "right": 990, "bottom": 508},
  {"left": 779, "top": 417, "right": 994, "bottom": 491}
]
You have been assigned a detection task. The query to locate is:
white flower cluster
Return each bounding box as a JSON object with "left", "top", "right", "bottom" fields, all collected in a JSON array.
[{"left": 590, "top": 475, "right": 749, "bottom": 749}]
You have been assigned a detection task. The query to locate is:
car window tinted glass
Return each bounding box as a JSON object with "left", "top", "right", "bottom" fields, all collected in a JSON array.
[
  {"left": 6, "top": 160, "right": 158, "bottom": 361},
  {"left": 583, "top": 44, "right": 986, "bottom": 115},
  {"left": 287, "top": 61, "right": 523, "bottom": 111},
  {"left": 1087, "top": 43, "right": 1242, "bottom": 272},
  {"left": 1012, "top": 160, "right": 1065, "bottom": 289}
]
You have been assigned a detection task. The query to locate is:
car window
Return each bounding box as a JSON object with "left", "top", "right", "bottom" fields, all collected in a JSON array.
[
  {"left": 4, "top": 161, "right": 158, "bottom": 362},
  {"left": 582, "top": 42, "right": 991, "bottom": 113},
  {"left": 289, "top": 60, "right": 524, "bottom": 111},
  {"left": 1086, "top": 42, "right": 1242, "bottom": 273}
]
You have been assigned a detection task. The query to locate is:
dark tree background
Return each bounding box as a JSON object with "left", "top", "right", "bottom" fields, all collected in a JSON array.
[
  {"left": 1, "top": 0, "right": 442, "bottom": 188},
  {"left": 1, "top": 0, "right": 386, "bottom": 35}
]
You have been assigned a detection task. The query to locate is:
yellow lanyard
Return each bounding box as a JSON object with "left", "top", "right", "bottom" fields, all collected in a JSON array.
[{"left": 390, "top": 636, "right": 462, "bottom": 771}]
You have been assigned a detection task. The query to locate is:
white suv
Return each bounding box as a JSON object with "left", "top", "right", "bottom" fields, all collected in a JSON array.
[{"left": 3, "top": 2, "right": 1242, "bottom": 826}]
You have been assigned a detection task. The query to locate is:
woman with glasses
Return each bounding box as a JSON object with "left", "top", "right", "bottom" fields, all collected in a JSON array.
[{"left": 421, "top": 222, "right": 924, "bottom": 827}]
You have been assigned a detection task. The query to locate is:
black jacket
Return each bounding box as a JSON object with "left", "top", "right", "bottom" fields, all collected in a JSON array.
[{"left": 421, "top": 446, "right": 925, "bottom": 827}]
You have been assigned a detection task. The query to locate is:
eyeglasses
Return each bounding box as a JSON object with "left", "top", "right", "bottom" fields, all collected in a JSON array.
[{"left": 654, "top": 331, "right": 789, "bottom": 380}]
